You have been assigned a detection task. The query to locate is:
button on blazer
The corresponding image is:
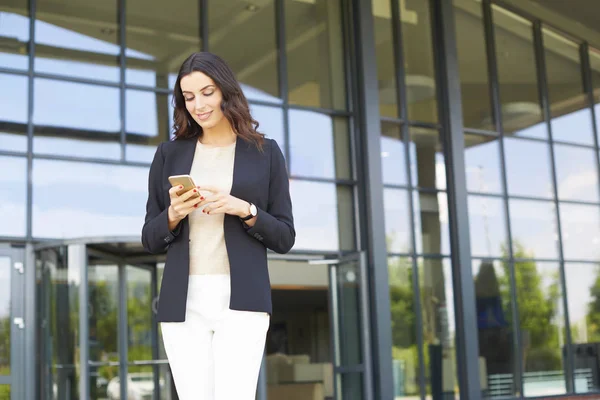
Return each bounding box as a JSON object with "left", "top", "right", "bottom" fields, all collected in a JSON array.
[{"left": 141, "top": 136, "right": 295, "bottom": 322}]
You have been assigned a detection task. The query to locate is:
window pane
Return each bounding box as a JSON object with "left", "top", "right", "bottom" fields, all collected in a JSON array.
[
  {"left": 125, "top": 0, "right": 201, "bottom": 88},
  {"left": 337, "top": 185, "right": 357, "bottom": 251},
  {"left": 402, "top": 0, "right": 438, "bottom": 123},
  {"left": 33, "top": 78, "right": 121, "bottom": 160},
  {"left": 590, "top": 48, "right": 600, "bottom": 145},
  {"left": 126, "top": 90, "right": 169, "bottom": 163},
  {"left": 33, "top": 160, "right": 148, "bottom": 238},
  {"left": 411, "top": 128, "right": 445, "bottom": 190},
  {"left": 0, "top": 3, "right": 29, "bottom": 70},
  {"left": 544, "top": 28, "right": 594, "bottom": 146},
  {"left": 373, "top": 0, "right": 398, "bottom": 118},
  {"left": 515, "top": 261, "right": 566, "bottom": 397},
  {"left": 493, "top": 7, "right": 544, "bottom": 139},
  {"left": 286, "top": 0, "right": 346, "bottom": 110},
  {"left": 560, "top": 203, "right": 600, "bottom": 262},
  {"left": 465, "top": 135, "right": 503, "bottom": 194},
  {"left": 554, "top": 144, "right": 599, "bottom": 203},
  {"left": 455, "top": 0, "right": 492, "bottom": 130},
  {"left": 510, "top": 199, "right": 558, "bottom": 259},
  {"left": 504, "top": 138, "right": 553, "bottom": 199},
  {"left": 388, "top": 257, "right": 420, "bottom": 397},
  {"left": 0, "top": 156, "right": 27, "bottom": 237},
  {"left": 473, "top": 259, "right": 517, "bottom": 399},
  {"left": 36, "top": 247, "right": 81, "bottom": 398},
  {"left": 384, "top": 189, "right": 411, "bottom": 253},
  {"left": 468, "top": 195, "right": 507, "bottom": 258},
  {"left": 414, "top": 191, "right": 450, "bottom": 255},
  {"left": 0, "top": 257, "right": 11, "bottom": 376},
  {"left": 420, "top": 258, "right": 457, "bottom": 397},
  {"left": 0, "top": 73, "right": 28, "bottom": 152},
  {"left": 210, "top": 0, "right": 280, "bottom": 103},
  {"left": 381, "top": 122, "right": 407, "bottom": 186},
  {"left": 289, "top": 111, "right": 350, "bottom": 180},
  {"left": 88, "top": 265, "right": 118, "bottom": 363},
  {"left": 126, "top": 267, "right": 154, "bottom": 365},
  {"left": 35, "top": 1, "right": 120, "bottom": 82},
  {"left": 290, "top": 180, "right": 339, "bottom": 251},
  {"left": 250, "top": 104, "right": 285, "bottom": 151},
  {"left": 565, "top": 263, "right": 600, "bottom": 393}
]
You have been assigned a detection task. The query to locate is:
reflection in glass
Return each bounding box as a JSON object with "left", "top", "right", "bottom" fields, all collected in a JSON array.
[
  {"left": 32, "top": 160, "right": 149, "bottom": 238},
  {"left": 250, "top": 104, "right": 284, "bottom": 150},
  {"left": 472, "top": 259, "right": 517, "bottom": 399},
  {"left": 381, "top": 122, "right": 407, "bottom": 186},
  {"left": 544, "top": 28, "right": 594, "bottom": 146},
  {"left": 0, "top": 4, "right": 29, "bottom": 70},
  {"left": 127, "top": 266, "right": 154, "bottom": 365},
  {"left": 336, "top": 260, "right": 363, "bottom": 366},
  {"left": 36, "top": 247, "right": 81, "bottom": 400},
  {"left": 560, "top": 203, "right": 600, "bottom": 262},
  {"left": 411, "top": 128, "right": 445, "bottom": 190},
  {"left": 565, "top": 263, "right": 600, "bottom": 393},
  {"left": 454, "top": 0, "right": 492, "bottom": 130},
  {"left": 420, "top": 258, "right": 457, "bottom": 397},
  {"left": 402, "top": 0, "right": 438, "bottom": 123},
  {"left": 373, "top": 0, "right": 398, "bottom": 118},
  {"left": 126, "top": 90, "right": 169, "bottom": 163},
  {"left": 493, "top": 7, "right": 544, "bottom": 138},
  {"left": 290, "top": 180, "right": 339, "bottom": 251},
  {"left": 125, "top": 0, "right": 201, "bottom": 88},
  {"left": 509, "top": 199, "right": 557, "bottom": 259},
  {"left": 33, "top": 78, "right": 121, "bottom": 160},
  {"left": 209, "top": 0, "right": 279, "bottom": 102},
  {"left": 35, "top": 1, "right": 120, "bottom": 82},
  {"left": 590, "top": 48, "right": 600, "bottom": 144},
  {"left": 554, "top": 145, "right": 599, "bottom": 203},
  {"left": 504, "top": 138, "right": 553, "bottom": 199},
  {"left": 0, "top": 257, "right": 10, "bottom": 376},
  {"left": 88, "top": 264, "right": 119, "bottom": 400},
  {"left": 289, "top": 111, "right": 350, "bottom": 179},
  {"left": 414, "top": 191, "right": 450, "bottom": 255},
  {"left": 286, "top": 0, "right": 346, "bottom": 110},
  {"left": 340, "top": 372, "right": 363, "bottom": 399},
  {"left": 0, "top": 385, "right": 9, "bottom": 399},
  {"left": 0, "top": 73, "right": 28, "bottom": 152},
  {"left": 464, "top": 135, "right": 503, "bottom": 194},
  {"left": 388, "top": 257, "right": 419, "bottom": 397},
  {"left": 515, "top": 262, "right": 565, "bottom": 397},
  {"left": 0, "top": 156, "right": 27, "bottom": 237},
  {"left": 337, "top": 185, "right": 356, "bottom": 251},
  {"left": 468, "top": 196, "right": 507, "bottom": 258},
  {"left": 384, "top": 189, "right": 411, "bottom": 253}
]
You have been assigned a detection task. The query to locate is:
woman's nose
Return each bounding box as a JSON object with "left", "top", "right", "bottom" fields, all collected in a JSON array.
[{"left": 194, "top": 97, "right": 205, "bottom": 111}]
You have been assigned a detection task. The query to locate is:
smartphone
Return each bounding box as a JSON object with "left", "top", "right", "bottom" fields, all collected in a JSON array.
[{"left": 168, "top": 174, "right": 200, "bottom": 198}]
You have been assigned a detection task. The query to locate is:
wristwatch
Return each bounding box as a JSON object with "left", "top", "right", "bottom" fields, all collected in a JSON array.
[{"left": 240, "top": 202, "right": 258, "bottom": 221}]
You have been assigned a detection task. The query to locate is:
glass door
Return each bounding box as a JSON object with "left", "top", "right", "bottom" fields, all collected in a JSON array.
[
  {"left": 0, "top": 247, "right": 24, "bottom": 400},
  {"left": 321, "top": 252, "right": 373, "bottom": 400}
]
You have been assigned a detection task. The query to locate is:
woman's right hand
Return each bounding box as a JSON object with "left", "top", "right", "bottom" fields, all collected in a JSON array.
[{"left": 167, "top": 186, "right": 204, "bottom": 231}]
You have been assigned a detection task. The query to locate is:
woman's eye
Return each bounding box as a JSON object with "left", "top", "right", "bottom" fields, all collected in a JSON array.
[
  {"left": 204, "top": 92, "right": 214, "bottom": 96},
  {"left": 185, "top": 97, "right": 194, "bottom": 102}
]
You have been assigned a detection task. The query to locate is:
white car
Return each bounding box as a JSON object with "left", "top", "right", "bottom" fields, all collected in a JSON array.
[{"left": 106, "top": 372, "right": 166, "bottom": 400}]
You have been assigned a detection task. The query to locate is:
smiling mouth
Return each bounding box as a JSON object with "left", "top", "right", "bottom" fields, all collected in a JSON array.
[{"left": 197, "top": 111, "right": 212, "bottom": 121}]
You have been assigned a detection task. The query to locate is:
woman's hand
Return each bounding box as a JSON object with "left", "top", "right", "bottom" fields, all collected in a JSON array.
[
  {"left": 167, "top": 185, "right": 204, "bottom": 230},
  {"left": 197, "top": 186, "right": 251, "bottom": 218}
]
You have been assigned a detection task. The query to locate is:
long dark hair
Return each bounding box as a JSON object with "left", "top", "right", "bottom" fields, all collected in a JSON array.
[{"left": 172, "top": 52, "right": 264, "bottom": 150}]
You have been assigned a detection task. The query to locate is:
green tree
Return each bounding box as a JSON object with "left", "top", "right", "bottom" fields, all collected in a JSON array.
[{"left": 585, "top": 266, "right": 600, "bottom": 342}]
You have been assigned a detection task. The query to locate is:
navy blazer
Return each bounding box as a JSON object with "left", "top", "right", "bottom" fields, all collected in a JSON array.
[{"left": 141, "top": 136, "right": 295, "bottom": 322}]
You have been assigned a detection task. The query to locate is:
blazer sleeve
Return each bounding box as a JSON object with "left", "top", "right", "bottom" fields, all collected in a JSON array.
[
  {"left": 141, "top": 143, "right": 182, "bottom": 254},
  {"left": 245, "top": 139, "right": 296, "bottom": 253}
]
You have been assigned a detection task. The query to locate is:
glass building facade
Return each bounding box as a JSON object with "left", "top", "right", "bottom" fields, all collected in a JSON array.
[{"left": 2, "top": 0, "right": 600, "bottom": 399}]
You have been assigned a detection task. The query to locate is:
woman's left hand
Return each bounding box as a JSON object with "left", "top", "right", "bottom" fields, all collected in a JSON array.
[{"left": 197, "top": 186, "right": 250, "bottom": 217}]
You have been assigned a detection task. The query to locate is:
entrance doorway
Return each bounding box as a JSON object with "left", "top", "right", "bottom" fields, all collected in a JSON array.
[
  {"left": 0, "top": 246, "right": 25, "bottom": 400},
  {"left": 34, "top": 238, "right": 371, "bottom": 400}
]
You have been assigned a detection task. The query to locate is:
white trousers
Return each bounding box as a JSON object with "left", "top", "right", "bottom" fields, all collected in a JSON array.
[{"left": 160, "top": 274, "right": 270, "bottom": 400}]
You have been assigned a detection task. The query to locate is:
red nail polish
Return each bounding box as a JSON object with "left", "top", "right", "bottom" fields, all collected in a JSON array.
[
  {"left": 193, "top": 189, "right": 197, "bottom": 192},
  {"left": 194, "top": 204, "right": 198, "bottom": 208},
  {"left": 200, "top": 197, "right": 204, "bottom": 200}
]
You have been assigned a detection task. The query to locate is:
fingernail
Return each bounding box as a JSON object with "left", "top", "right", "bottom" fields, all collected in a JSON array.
[
  {"left": 179, "top": 185, "right": 183, "bottom": 189},
  {"left": 193, "top": 189, "right": 197, "bottom": 192},
  {"left": 200, "top": 197, "right": 204, "bottom": 200},
  {"left": 194, "top": 204, "right": 198, "bottom": 208}
]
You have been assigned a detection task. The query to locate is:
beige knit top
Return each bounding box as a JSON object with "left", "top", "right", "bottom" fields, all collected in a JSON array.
[{"left": 188, "top": 139, "right": 236, "bottom": 275}]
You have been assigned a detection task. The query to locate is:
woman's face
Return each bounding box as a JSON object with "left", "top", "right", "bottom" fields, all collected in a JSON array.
[{"left": 180, "top": 71, "right": 227, "bottom": 131}]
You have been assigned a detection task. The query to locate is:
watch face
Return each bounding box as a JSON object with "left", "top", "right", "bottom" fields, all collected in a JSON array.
[{"left": 250, "top": 203, "right": 257, "bottom": 216}]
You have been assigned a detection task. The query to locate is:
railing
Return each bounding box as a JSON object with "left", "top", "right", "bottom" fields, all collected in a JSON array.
[{"left": 488, "top": 369, "right": 595, "bottom": 398}]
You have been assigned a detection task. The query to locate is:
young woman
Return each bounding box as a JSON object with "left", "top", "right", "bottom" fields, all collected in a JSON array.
[{"left": 141, "top": 51, "right": 295, "bottom": 399}]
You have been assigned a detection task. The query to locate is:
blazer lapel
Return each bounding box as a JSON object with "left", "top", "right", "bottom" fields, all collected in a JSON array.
[{"left": 172, "top": 137, "right": 197, "bottom": 176}]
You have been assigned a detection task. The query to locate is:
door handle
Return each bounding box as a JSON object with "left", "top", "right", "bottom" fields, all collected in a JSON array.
[{"left": 13, "top": 317, "right": 24, "bottom": 329}]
